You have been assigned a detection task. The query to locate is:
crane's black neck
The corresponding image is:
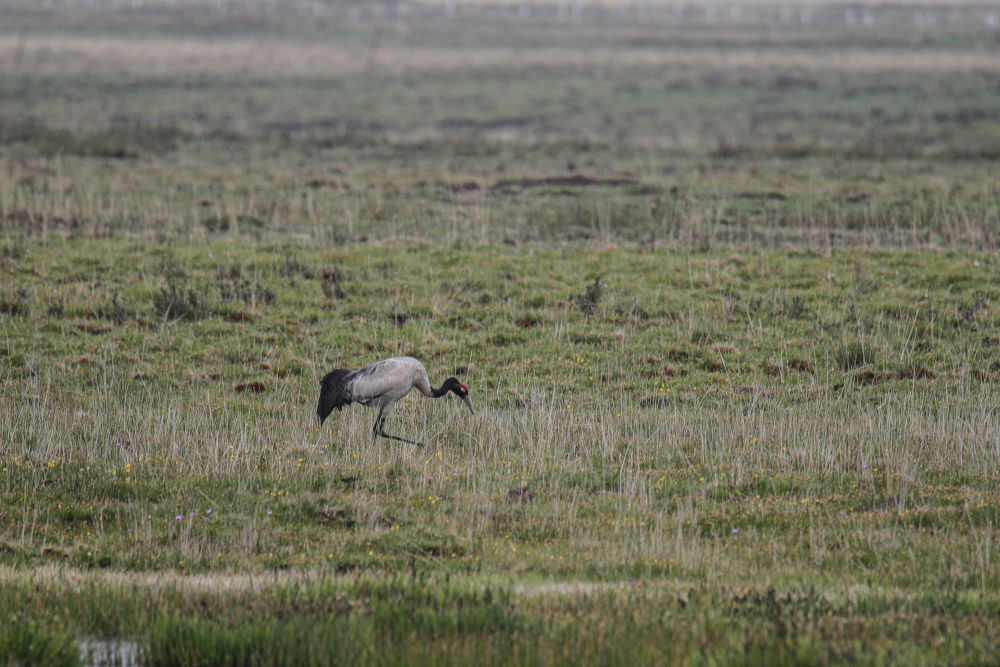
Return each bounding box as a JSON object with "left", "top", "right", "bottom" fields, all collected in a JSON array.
[{"left": 433, "top": 377, "right": 465, "bottom": 398}]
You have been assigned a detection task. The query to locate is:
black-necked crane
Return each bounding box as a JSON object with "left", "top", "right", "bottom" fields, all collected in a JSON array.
[{"left": 317, "top": 356, "right": 474, "bottom": 448}]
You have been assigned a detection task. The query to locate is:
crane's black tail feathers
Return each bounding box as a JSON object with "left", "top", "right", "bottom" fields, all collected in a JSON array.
[{"left": 318, "top": 369, "right": 354, "bottom": 424}]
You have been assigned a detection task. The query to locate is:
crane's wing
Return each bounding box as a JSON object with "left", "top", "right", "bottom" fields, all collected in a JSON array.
[{"left": 349, "top": 357, "right": 425, "bottom": 403}]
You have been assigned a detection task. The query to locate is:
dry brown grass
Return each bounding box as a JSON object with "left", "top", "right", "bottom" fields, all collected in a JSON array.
[{"left": 3, "top": 34, "right": 999, "bottom": 78}]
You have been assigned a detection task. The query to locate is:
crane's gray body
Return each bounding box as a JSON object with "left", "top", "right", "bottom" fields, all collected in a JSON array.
[
  {"left": 349, "top": 356, "right": 435, "bottom": 409},
  {"left": 317, "top": 356, "right": 473, "bottom": 447}
]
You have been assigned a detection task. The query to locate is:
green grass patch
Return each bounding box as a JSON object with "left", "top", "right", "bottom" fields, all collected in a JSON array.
[
  {"left": 3, "top": 7, "right": 1000, "bottom": 663},
  {"left": 0, "top": 621, "right": 82, "bottom": 667}
]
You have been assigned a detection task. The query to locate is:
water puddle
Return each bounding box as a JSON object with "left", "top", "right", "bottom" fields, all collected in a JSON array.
[{"left": 78, "top": 638, "right": 143, "bottom": 667}]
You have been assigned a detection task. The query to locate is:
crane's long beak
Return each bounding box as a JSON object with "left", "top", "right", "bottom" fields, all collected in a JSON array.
[{"left": 461, "top": 394, "right": 475, "bottom": 415}]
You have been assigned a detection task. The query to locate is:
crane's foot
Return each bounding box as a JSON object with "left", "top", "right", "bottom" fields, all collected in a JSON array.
[
  {"left": 372, "top": 415, "right": 423, "bottom": 448},
  {"left": 378, "top": 431, "right": 424, "bottom": 448}
]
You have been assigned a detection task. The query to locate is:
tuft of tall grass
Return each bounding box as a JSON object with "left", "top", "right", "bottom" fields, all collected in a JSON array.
[{"left": 0, "top": 622, "right": 82, "bottom": 667}]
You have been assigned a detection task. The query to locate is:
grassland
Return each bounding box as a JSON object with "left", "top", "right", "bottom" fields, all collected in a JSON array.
[{"left": 2, "top": 1, "right": 1000, "bottom": 664}]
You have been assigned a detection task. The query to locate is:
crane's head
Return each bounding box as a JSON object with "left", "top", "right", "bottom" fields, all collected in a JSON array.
[{"left": 443, "top": 377, "right": 475, "bottom": 415}]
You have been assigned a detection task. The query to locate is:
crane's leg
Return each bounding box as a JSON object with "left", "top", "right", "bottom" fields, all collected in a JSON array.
[{"left": 371, "top": 411, "right": 424, "bottom": 448}]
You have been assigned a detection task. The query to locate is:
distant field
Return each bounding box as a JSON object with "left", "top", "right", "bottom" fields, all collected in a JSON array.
[
  {"left": 3, "top": 0, "right": 1000, "bottom": 249},
  {"left": 2, "top": 2, "right": 1000, "bottom": 665}
]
